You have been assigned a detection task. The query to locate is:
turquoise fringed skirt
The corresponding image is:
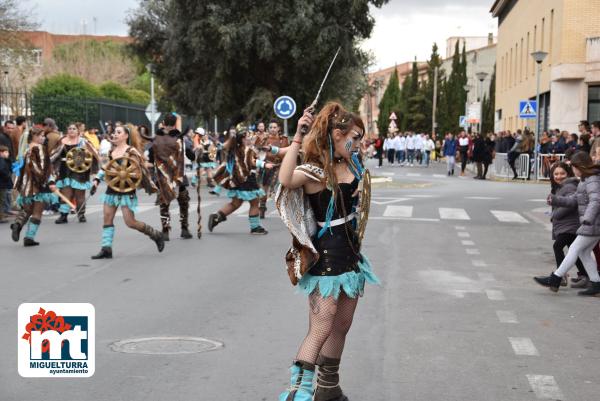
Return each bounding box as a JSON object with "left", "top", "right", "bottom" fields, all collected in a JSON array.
[
  {"left": 199, "top": 161, "right": 217, "bottom": 169},
  {"left": 56, "top": 177, "right": 92, "bottom": 190},
  {"left": 16, "top": 192, "right": 59, "bottom": 207},
  {"left": 213, "top": 186, "right": 265, "bottom": 201},
  {"left": 100, "top": 192, "right": 139, "bottom": 213},
  {"left": 298, "top": 253, "right": 380, "bottom": 299}
]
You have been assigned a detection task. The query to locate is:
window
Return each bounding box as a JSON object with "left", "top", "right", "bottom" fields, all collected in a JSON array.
[
  {"left": 533, "top": 25, "right": 537, "bottom": 77},
  {"left": 589, "top": 86, "right": 600, "bottom": 123},
  {"left": 526, "top": 32, "right": 530, "bottom": 78},
  {"left": 549, "top": 10, "right": 554, "bottom": 65}
]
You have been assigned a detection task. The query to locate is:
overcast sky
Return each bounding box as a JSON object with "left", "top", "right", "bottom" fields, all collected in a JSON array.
[{"left": 32, "top": 0, "right": 497, "bottom": 71}]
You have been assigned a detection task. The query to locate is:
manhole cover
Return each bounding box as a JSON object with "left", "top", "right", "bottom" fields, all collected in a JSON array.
[{"left": 110, "top": 336, "right": 224, "bottom": 355}]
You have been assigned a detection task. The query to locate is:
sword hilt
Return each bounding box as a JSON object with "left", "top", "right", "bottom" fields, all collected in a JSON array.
[{"left": 299, "top": 103, "right": 316, "bottom": 136}]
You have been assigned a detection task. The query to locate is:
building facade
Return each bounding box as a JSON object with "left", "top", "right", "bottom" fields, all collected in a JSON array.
[
  {"left": 492, "top": 0, "right": 600, "bottom": 133},
  {"left": 446, "top": 35, "right": 497, "bottom": 59}
]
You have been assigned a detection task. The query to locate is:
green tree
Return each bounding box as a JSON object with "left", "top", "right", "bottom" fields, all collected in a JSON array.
[
  {"left": 377, "top": 68, "right": 401, "bottom": 137},
  {"left": 442, "top": 41, "right": 468, "bottom": 135},
  {"left": 99, "top": 81, "right": 133, "bottom": 102},
  {"left": 31, "top": 74, "right": 101, "bottom": 129},
  {"left": 127, "top": 0, "right": 388, "bottom": 124},
  {"left": 406, "top": 61, "right": 427, "bottom": 131},
  {"left": 482, "top": 64, "right": 496, "bottom": 134}
]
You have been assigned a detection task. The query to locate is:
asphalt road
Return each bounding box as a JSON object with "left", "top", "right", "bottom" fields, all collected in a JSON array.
[{"left": 1, "top": 159, "right": 599, "bottom": 401}]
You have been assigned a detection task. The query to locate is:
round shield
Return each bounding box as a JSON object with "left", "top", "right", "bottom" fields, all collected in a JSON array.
[
  {"left": 208, "top": 144, "right": 217, "bottom": 161},
  {"left": 104, "top": 156, "right": 142, "bottom": 193},
  {"left": 356, "top": 169, "right": 371, "bottom": 245},
  {"left": 66, "top": 147, "right": 93, "bottom": 173}
]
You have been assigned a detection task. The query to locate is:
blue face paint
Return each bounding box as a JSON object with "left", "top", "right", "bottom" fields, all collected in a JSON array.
[{"left": 344, "top": 139, "right": 353, "bottom": 154}]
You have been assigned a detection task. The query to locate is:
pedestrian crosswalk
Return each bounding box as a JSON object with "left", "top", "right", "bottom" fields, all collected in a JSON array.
[
  {"left": 373, "top": 205, "right": 531, "bottom": 224},
  {"left": 81, "top": 200, "right": 534, "bottom": 225}
]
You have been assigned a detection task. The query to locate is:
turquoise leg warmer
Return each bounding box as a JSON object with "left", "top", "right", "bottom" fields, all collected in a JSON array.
[
  {"left": 101, "top": 225, "right": 115, "bottom": 248},
  {"left": 249, "top": 215, "right": 261, "bottom": 229},
  {"left": 25, "top": 218, "right": 41, "bottom": 240},
  {"left": 59, "top": 203, "right": 71, "bottom": 214}
]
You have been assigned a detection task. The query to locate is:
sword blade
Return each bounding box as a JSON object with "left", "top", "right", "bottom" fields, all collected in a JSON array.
[{"left": 311, "top": 46, "right": 342, "bottom": 107}]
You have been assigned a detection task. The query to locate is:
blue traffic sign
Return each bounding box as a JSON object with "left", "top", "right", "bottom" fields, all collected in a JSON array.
[
  {"left": 459, "top": 115, "right": 468, "bottom": 127},
  {"left": 274, "top": 96, "right": 296, "bottom": 119},
  {"left": 519, "top": 100, "right": 537, "bottom": 119}
]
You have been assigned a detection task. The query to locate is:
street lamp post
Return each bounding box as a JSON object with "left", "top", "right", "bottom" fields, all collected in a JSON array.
[
  {"left": 463, "top": 84, "right": 471, "bottom": 132},
  {"left": 145, "top": 63, "right": 156, "bottom": 135},
  {"left": 476, "top": 71, "right": 489, "bottom": 134},
  {"left": 531, "top": 51, "right": 548, "bottom": 181}
]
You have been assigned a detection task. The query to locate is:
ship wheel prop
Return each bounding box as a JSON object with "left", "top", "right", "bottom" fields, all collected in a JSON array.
[
  {"left": 356, "top": 169, "right": 371, "bottom": 246},
  {"left": 66, "top": 147, "right": 93, "bottom": 173},
  {"left": 104, "top": 156, "right": 142, "bottom": 193}
]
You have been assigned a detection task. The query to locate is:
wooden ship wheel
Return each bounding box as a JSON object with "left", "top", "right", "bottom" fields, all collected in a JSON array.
[
  {"left": 66, "top": 147, "right": 93, "bottom": 173},
  {"left": 104, "top": 156, "right": 142, "bottom": 193}
]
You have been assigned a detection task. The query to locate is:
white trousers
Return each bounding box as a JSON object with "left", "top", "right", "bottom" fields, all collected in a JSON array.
[{"left": 554, "top": 235, "right": 600, "bottom": 282}]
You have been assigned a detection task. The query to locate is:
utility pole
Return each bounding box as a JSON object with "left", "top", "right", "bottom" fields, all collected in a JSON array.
[{"left": 432, "top": 66, "right": 438, "bottom": 137}]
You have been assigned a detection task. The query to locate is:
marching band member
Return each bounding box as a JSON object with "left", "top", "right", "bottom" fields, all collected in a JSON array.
[{"left": 90, "top": 124, "right": 165, "bottom": 259}]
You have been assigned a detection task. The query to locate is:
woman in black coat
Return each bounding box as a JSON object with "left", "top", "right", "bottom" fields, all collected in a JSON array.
[{"left": 472, "top": 134, "right": 485, "bottom": 179}]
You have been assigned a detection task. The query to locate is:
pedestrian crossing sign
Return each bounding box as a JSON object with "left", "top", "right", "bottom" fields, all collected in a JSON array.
[
  {"left": 459, "top": 115, "right": 468, "bottom": 127},
  {"left": 519, "top": 100, "right": 537, "bottom": 119}
]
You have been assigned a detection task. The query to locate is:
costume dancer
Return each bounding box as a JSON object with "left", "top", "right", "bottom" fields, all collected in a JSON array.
[
  {"left": 191, "top": 127, "right": 219, "bottom": 238},
  {"left": 208, "top": 125, "right": 273, "bottom": 235},
  {"left": 90, "top": 124, "right": 165, "bottom": 259},
  {"left": 51, "top": 122, "right": 99, "bottom": 223},
  {"left": 276, "top": 102, "right": 379, "bottom": 401},
  {"left": 255, "top": 119, "right": 289, "bottom": 218},
  {"left": 149, "top": 114, "right": 195, "bottom": 240},
  {"left": 11, "top": 127, "right": 59, "bottom": 246}
]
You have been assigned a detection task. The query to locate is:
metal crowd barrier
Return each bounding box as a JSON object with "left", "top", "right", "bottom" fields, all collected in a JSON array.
[
  {"left": 537, "top": 154, "right": 566, "bottom": 180},
  {"left": 491, "top": 153, "right": 530, "bottom": 180}
]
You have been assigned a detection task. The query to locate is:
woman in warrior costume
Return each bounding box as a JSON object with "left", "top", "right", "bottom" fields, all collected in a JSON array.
[
  {"left": 192, "top": 127, "right": 218, "bottom": 194},
  {"left": 90, "top": 124, "right": 165, "bottom": 259},
  {"left": 51, "top": 122, "right": 100, "bottom": 224},
  {"left": 207, "top": 125, "right": 274, "bottom": 235},
  {"left": 10, "top": 127, "right": 59, "bottom": 246},
  {"left": 276, "top": 102, "right": 379, "bottom": 401}
]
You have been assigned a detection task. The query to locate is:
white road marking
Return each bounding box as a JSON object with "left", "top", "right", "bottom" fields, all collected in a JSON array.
[
  {"left": 406, "top": 173, "right": 422, "bottom": 177},
  {"left": 380, "top": 172, "right": 395, "bottom": 176},
  {"left": 371, "top": 198, "right": 410, "bottom": 205},
  {"left": 465, "top": 196, "right": 501, "bottom": 200},
  {"left": 526, "top": 375, "right": 564, "bottom": 399},
  {"left": 406, "top": 194, "right": 436, "bottom": 198},
  {"left": 477, "top": 272, "right": 495, "bottom": 281},
  {"left": 472, "top": 260, "right": 487, "bottom": 267},
  {"left": 509, "top": 337, "right": 539, "bottom": 356},
  {"left": 496, "top": 310, "right": 519, "bottom": 324},
  {"left": 465, "top": 248, "right": 480, "bottom": 255},
  {"left": 485, "top": 289, "right": 505, "bottom": 301},
  {"left": 454, "top": 225, "right": 466, "bottom": 230},
  {"left": 370, "top": 216, "right": 440, "bottom": 222},
  {"left": 433, "top": 174, "right": 447, "bottom": 178},
  {"left": 491, "top": 210, "right": 529, "bottom": 223},
  {"left": 527, "top": 199, "right": 547, "bottom": 202},
  {"left": 461, "top": 240, "right": 475, "bottom": 246},
  {"left": 457, "top": 232, "right": 470, "bottom": 238},
  {"left": 383, "top": 206, "right": 414, "bottom": 218},
  {"left": 439, "top": 208, "right": 470, "bottom": 220}
]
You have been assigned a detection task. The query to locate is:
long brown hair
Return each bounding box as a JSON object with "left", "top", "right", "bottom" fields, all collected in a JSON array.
[
  {"left": 303, "top": 101, "right": 364, "bottom": 187},
  {"left": 120, "top": 123, "right": 142, "bottom": 152},
  {"left": 570, "top": 151, "right": 600, "bottom": 178}
]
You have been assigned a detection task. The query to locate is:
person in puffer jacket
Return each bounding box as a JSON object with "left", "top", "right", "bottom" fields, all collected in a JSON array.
[
  {"left": 544, "top": 162, "right": 588, "bottom": 287},
  {"left": 534, "top": 152, "right": 600, "bottom": 296}
]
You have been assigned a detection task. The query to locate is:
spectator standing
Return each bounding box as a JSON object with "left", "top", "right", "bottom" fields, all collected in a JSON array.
[
  {"left": 481, "top": 133, "right": 495, "bottom": 179},
  {"left": 383, "top": 134, "right": 394, "bottom": 165},
  {"left": 374, "top": 136, "right": 384, "bottom": 168},
  {"left": 423, "top": 134, "right": 435, "bottom": 167},
  {"left": 0, "top": 145, "right": 13, "bottom": 223},
  {"left": 406, "top": 132, "right": 416, "bottom": 166},
  {"left": 443, "top": 133, "right": 458, "bottom": 176},
  {"left": 534, "top": 152, "right": 600, "bottom": 296},
  {"left": 472, "top": 133, "right": 486, "bottom": 179},
  {"left": 458, "top": 131, "right": 469, "bottom": 176}
]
